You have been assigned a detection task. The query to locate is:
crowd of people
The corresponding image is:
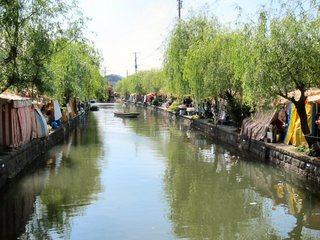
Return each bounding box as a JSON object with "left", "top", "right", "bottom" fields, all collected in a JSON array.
[{"left": 128, "top": 93, "right": 232, "bottom": 125}]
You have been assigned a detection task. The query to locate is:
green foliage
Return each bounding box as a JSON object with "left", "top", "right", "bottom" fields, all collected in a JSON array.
[
  {"left": 115, "top": 0, "right": 320, "bottom": 135},
  {"left": 152, "top": 98, "right": 159, "bottom": 106},
  {"left": 0, "top": 0, "right": 84, "bottom": 94},
  {"left": 243, "top": 1, "right": 320, "bottom": 105},
  {"left": 160, "top": 0, "right": 320, "bottom": 133},
  {"left": 47, "top": 41, "right": 105, "bottom": 102},
  {"left": 115, "top": 69, "right": 165, "bottom": 96},
  {"left": 164, "top": 14, "right": 252, "bottom": 125},
  {"left": 164, "top": 17, "right": 208, "bottom": 96},
  {"left": 183, "top": 17, "right": 218, "bottom": 105},
  {"left": 295, "top": 145, "right": 308, "bottom": 153},
  {"left": 168, "top": 99, "right": 182, "bottom": 112},
  {"left": 241, "top": 0, "right": 320, "bottom": 145},
  {"left": 95, "top": 83, "right": 111, "bottom": 102},
  {"left": 224, "top": 92, "right": 252, "bottom": 127}
]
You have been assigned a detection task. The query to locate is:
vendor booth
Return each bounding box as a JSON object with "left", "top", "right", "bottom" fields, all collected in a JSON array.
[
  {"left": 0, "top": 92, "right": 34, "bottom": 148},
  {"left": 240, "top": 110, "right": 278, "bottom": 141}
]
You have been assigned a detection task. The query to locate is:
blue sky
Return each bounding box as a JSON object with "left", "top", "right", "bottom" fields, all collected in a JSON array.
[{"left": 78, "top": 0, "right": 269, "bottom": 77}]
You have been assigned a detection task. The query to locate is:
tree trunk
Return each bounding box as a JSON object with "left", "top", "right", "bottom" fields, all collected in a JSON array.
[{"left": 294, "top": 97, "right": 313, "bottom": 147}]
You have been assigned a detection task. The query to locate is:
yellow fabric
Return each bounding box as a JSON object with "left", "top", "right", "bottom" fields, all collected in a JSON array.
[
  {"left": 69, "top": 99, "right": 77, "bottom": 118},
  {"left": 61, "top": 109, "right": 69, "bottom": 122},
  {"left": 285, "top": 103, "right": 313, "bottom": 146}
]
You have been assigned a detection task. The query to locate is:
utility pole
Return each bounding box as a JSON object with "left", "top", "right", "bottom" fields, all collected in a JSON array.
[
  {"left": 133, "top": 52, "right": 139, "bottom": 74},
  {"left": 177, "top": 0, "right": 182, "bottom": 19}
]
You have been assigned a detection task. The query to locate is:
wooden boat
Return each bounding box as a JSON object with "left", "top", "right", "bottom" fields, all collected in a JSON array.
[{"left": 114, "top": 112, "right": 140, "bottom": 118}]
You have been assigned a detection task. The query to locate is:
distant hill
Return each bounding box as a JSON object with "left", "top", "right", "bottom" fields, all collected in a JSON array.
[{"left": 105, "top": 74, "right": 123, "bottom": 87}]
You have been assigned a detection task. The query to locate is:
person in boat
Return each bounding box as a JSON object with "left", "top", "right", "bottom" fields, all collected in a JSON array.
[{"left": 122, "top": 101, "right": 130, "bottom": 113}]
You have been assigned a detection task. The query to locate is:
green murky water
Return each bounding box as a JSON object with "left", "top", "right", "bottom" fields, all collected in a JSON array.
[{"left": 1, "top": 104, "right": 320, "bottom": 240}]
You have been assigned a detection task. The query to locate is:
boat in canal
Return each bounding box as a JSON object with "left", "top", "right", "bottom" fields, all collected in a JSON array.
[{"left": 113, "top": 111, "right": 140, "bottom": 118}]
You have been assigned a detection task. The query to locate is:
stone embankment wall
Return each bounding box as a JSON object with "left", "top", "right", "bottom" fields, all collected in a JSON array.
[
  {"left": 0, "top": 111, "right": 86, "bottom": 190},
  {"left": 267, "top": 145, "right": 320, "bottom": 182},
  {"left": 154, "top": 106, "right": 320, "bottom": 183}
]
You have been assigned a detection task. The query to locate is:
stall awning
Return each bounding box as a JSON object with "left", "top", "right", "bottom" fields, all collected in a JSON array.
[{"left": 240, "top": 110, "right": 278, "bottom": 141}]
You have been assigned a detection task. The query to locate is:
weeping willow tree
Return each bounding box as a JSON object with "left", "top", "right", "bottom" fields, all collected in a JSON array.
[
  {"left": 183, "top": 17, "right": 218, "bottom": 105},
  {"left": 47, "top": 41, "right": 105, "bottom": 102},
  {"left": 242, "top": 0, "right": 320, "bottom": 146},
  {"left": 164, "top": 14, "right": 251, "bottom": 124},
  {"left": 0, "top": 0, "right": 84, "bottom": 95},
  {"left": 206, "top": 29, "right": 252, "bottom": 125},
  {"left": 115, "top": 69, "right": 165, "bottom": 96},
  {"left": 163, "top": 16, "right": 213, "bottom": 97},
  {"left": 140, "top": 70, "right": 165, "bottom": 94}
]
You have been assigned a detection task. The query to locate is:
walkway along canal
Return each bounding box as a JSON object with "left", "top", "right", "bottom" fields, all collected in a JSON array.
[{"left": 1, "top": 103, "right": 320, "bottom": 239}]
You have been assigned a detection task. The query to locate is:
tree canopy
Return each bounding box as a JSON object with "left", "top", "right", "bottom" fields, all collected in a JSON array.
[
  {"left": 0, "top": 0, "right": 106, "bottom": 102},
  {"left": 0, "top": 0, "right": 82, "bottom": 93},
  {"left": 47, "top": 41, "right": 105, "bottom": 102},
  {"left": 115, "top": 0, "right": 320, "bottom": 146},
  {"left": 115, "top": 69, "right": 165, "bottom": 96},
  {"left": 242, "top": 0, "right": 320, "bottom": 145}
]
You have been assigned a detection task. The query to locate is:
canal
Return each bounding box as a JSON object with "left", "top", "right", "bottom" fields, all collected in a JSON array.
[{"left": 1, "top": 104, "right": 320, "bottom": 240}]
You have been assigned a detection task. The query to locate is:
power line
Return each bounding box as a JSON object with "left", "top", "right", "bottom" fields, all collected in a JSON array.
[{"left": 140, "top": 47, "right": 160, "bottom": 62}]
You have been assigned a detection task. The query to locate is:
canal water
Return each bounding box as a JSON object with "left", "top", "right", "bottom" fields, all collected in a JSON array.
[{"left": 1, "top": 104, "right": 320, "bottom": 240}]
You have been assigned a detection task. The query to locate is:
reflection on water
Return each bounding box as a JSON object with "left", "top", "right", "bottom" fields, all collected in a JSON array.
[
  {"left": 0, "top": 104, "right": 319, "bottom": 239},
  {"left": 156, "top": 112, "right": 320, "bottom": 239},
  {"left": 28, "top": 114, "right": 102, "bottom": 240},
  {"left": 0, "top": 113, "right": 103, "bottom": 240}
]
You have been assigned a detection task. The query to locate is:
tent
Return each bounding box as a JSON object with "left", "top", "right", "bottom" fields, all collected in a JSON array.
[
  {"left": 53, "top": 100, "right": 62, "bottom": 120},
  {"left": 0, "top": 92, "right": 34, "bottom": 147},
  {"left": 283, "top": 88, "right": 320, "bottom": 146},
  {"left": 240, "top": 110, "right": 278, "bottom": 141},
  {"left": 0, "top": 92, "right": 50, "bottom": 147},
  {"left": 33, "top": 107, "right": 49, "bottom": 138},
  {"left": 284, "top": 102, "right": 315, "bottom": 147}
]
